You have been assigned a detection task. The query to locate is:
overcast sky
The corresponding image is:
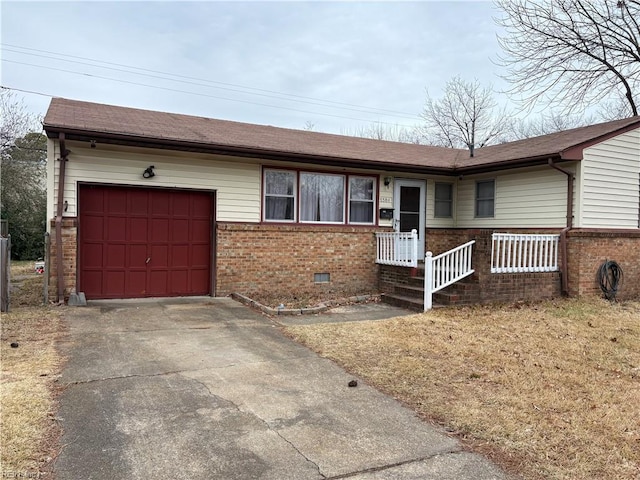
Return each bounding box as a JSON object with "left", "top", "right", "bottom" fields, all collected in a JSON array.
[{"left": 1, "top": 1, "right": 509, "bottom": 135}]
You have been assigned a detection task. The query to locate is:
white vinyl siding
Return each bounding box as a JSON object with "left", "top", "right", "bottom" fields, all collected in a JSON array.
[
  {"left": 456, "top": 166, "right": 571, "bottom": 228},
  {"left": 578, "top": 128, "right": 640, "bottom": 229},
  {"left": 49, "top": 141, "right": 261, "bottom": 222}
]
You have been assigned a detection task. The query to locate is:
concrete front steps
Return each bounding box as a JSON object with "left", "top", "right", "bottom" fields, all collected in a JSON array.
[{"left": 381, "top": 267, "right": 480, "bottom": 311}]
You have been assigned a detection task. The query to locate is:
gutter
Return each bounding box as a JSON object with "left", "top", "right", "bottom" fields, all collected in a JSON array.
[
  {"left": 55, "top": 133, "right": 69, "bottom": 303},
  {"left": 548, "top": 159, "right": 575, "bottom": 296}
]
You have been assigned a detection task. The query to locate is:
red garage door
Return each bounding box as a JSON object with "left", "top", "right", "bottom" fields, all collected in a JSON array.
[{"left": 79, "top": 185, "right": 214, "bottom": 299}]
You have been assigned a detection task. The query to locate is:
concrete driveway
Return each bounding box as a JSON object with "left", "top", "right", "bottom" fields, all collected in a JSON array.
[{"left": 55, "top": 297, "right": 513, "bottom": 480}]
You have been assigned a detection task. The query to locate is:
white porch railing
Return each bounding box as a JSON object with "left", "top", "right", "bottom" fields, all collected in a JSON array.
[
  {"left": 491, "top": 233, "right": 560, "bottom": 273},
  {"left": 375, "top": 229, "right": 418, "bottom": 268},
  {"left": 424, "top": 240, "right": 475, "bottom": 311}
]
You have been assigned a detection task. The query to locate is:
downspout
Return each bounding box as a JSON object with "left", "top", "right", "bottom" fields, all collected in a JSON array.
[
  {"left": 548, "top": 159, "right": 574, "bottom": 296},
  {"left": 55, "top": 133, "right": 69, "bottom": 303}
]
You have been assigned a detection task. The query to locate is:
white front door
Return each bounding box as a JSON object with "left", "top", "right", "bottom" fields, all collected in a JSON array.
[{"left": 394, "top": 179, "right": 426, "bottom": 258}]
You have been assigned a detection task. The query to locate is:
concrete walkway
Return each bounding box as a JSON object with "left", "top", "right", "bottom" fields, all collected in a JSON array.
[{"left": 55, "top": 297, "right": 514, "bottom": 480}]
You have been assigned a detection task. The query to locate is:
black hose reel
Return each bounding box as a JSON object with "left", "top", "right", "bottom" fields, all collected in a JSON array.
[{"left": 596, "top": 260, "right": 623, "bottom": 302}]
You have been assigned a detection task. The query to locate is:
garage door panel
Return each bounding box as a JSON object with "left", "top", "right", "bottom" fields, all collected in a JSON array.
[
  {"left": 80, "top": 185, "right": 213, "bottom": 299},
  {"left": 128, "top": 190, "right": 149, "bottom": 215},
  {"left": 172, "top": 193, "right": 190, "bottom": 217},
  {"left": 82, "top": 271, "right": 103, "bottom": 296},
  {"left": 151, "top": 218, "right": 170, "bottom": 241},
  {"left": 172, "top": 219, "right": 189, "bottom": 241},
  {"left": 105, "top": 271, "right": 126, "bottom": 296},
  {"left": 83, "top": 216, "right": 104, "bottom": 240},
  {"left": 191, "top": 269, "right": 209, "bottom": 294},
  {"left": 106, "top": 217, "right": 127, "bottom": 241},
  {"left": 191, "top": 219, "right": 211, "bottom": 241},
  {"left": 192, "top": 195, "right": 212, "bottom": 216},
  {"left": 107, "top": 192, "right": 127, "bottom": 214},
  {"left": 126, "top": 270, "right": 147, "bottom": 296},
  {"left": 128, "top": 244, "right": 147, "bottom": 268},
  {"left": 148, "top": 271, "right": 168, "bottom": 295},
  {"left": 151, "top": 192, "right": 170, "bottom": 215},
  {"left": 171, "top": 245, "right": 189, "bottom": 267},
  {"left": 106, "top": 244, "right": 126, "bottom": 268},
  {"left": 170, "top": 270, "right": 189, "bottom": 294},
  {"left": 80, "top": 188, "right": 104, "bottom": 213},
  {"left": 191, "top": 244, "right": 210, "bottom": 267},
  {"left": 150, "top": 245, "right": 168, "bottom": 267},
  {"left": 82, "top": 243, "right": 103, "bottom": 268},
  {"left": 129, "top": 218, "right": 148, "bottom": 242}
]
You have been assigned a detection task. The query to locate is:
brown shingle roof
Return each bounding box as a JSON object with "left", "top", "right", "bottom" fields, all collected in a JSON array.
[
  {"left": 44, "top": 98, "right": 640, "bottom": 174},
  {"left": 464, "top": 117, "right": 640, "bottom": 170}
]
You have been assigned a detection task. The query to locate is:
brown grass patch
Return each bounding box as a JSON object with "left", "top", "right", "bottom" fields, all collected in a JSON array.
[
  {"left": 1, "top": 263, "right": 64, "bottom": 477},
  {"left": 285, "top": 298, "right": 640, "bottom": 480}
]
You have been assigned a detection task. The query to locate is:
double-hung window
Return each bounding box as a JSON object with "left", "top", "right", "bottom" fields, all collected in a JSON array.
[
  {"left": 264, "top": 170, "right": 296, "bottom": 221},
  {"left": 475, "top": 179, "right": 495, "bottom": 218},
  {"left": 263, "top": 168, "right": 376, "bottom": 225},
  {"left": 349, "top": 176, "right": 375, "bottom": 224},
  {"left": 434, "top": 182, "right": 453, "bottom": 218}
]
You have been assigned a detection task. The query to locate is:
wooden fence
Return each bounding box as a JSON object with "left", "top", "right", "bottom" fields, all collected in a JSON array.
[{"left": 0, "top": 236, "right": 11, "bottom": 312}]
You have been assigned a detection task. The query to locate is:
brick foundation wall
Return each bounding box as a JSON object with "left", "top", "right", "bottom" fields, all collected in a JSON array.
[
  {"left": 567, "top": 229, "right": 640, "bottom": 300},
  {"left": 475, "top": 272, "right": 561, "bottom": 303},
  {"left": 216, "top": 223, "right": 380, "bottom": 298},
  {"left": 47, "top": 218, "right": 78, "bottom": 301},
  {"left": 379, "top": 264, "right": 416, "bottom": 293},
  {"left": 426, "top": 229, "right": 562, "bottom": 303}
]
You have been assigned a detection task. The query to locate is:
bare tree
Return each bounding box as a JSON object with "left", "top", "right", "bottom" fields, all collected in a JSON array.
[
  {"left": 495, "top": 0, "right": 640, "bottom": 118},
  {"left": 504, "top": 112, "right": 595, "bottom": 140},
  {"left": 0, "top": 88, "right": 39, "bottom": 151},
  {"left": 420, "top": 76, "right": 511, "bottom": 156},
  {"left": 340, "top": 122, "right": 424, "bottom": 144}
]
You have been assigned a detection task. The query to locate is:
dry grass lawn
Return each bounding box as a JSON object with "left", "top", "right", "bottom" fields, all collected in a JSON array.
[
  {"left": 1, "top": 261, "right": 64, "bottom": 477},
  {"left": 285, "top": 298, "right": 640, "bottom": 480}
]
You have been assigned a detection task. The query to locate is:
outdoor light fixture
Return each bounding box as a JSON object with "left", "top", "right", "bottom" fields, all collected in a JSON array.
[
  {"left": 384, "top": 176, "right": 392, "bottom": 187},
  {"left": 90, "top": 140, "right": 97, "bottom": 148},
  {"left": 143, "top": 165, "right": 156, "bottom": 178}
]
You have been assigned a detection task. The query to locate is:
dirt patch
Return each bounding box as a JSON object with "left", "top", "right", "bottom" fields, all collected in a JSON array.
[
  {"left": 249, "top": 290, "right": 380, "bottom": 309},
  {"left": 285, "top": 297, "right": 640, "bottom": 480}
]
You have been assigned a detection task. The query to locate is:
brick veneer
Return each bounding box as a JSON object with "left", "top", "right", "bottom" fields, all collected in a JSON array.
[
  {"left": 215, "top": 223, "right": 380, "bottom": 298},
  {"left": 48, "top": 220, "right": 639, "bottom": 304},
  {"left": 47, "top": 217, "right": 78, "bottom": 300},
  {"left": 378, "top": 264, "right": 415, "bottom": 293},
  {"left": 426, "top": 228, "right": 562, "bottom": 303},
  {"left": 566, "top": 229, "right": 640, "bottom": 299}
]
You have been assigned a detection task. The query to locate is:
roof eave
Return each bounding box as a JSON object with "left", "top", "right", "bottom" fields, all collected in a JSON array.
[
  {"left": 454, "top": 154, "right": 570, "bottom": 175},
  {"left": 43, "top": 125, "right": 454, "bottom": 175}
]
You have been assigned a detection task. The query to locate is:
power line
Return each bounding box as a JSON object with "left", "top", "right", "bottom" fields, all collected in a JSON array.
[
  {"left": 0, "top": 85, "right": 52, "bottom": 98},
  {"left": 1, "top": 43, "right": 420, "bottom": 119},
  {"left": 2, "top": 47, "right": 416, "bottom": 119},
  {"left": 1, "top": 62, "right": 420, "bottom": 129}
]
